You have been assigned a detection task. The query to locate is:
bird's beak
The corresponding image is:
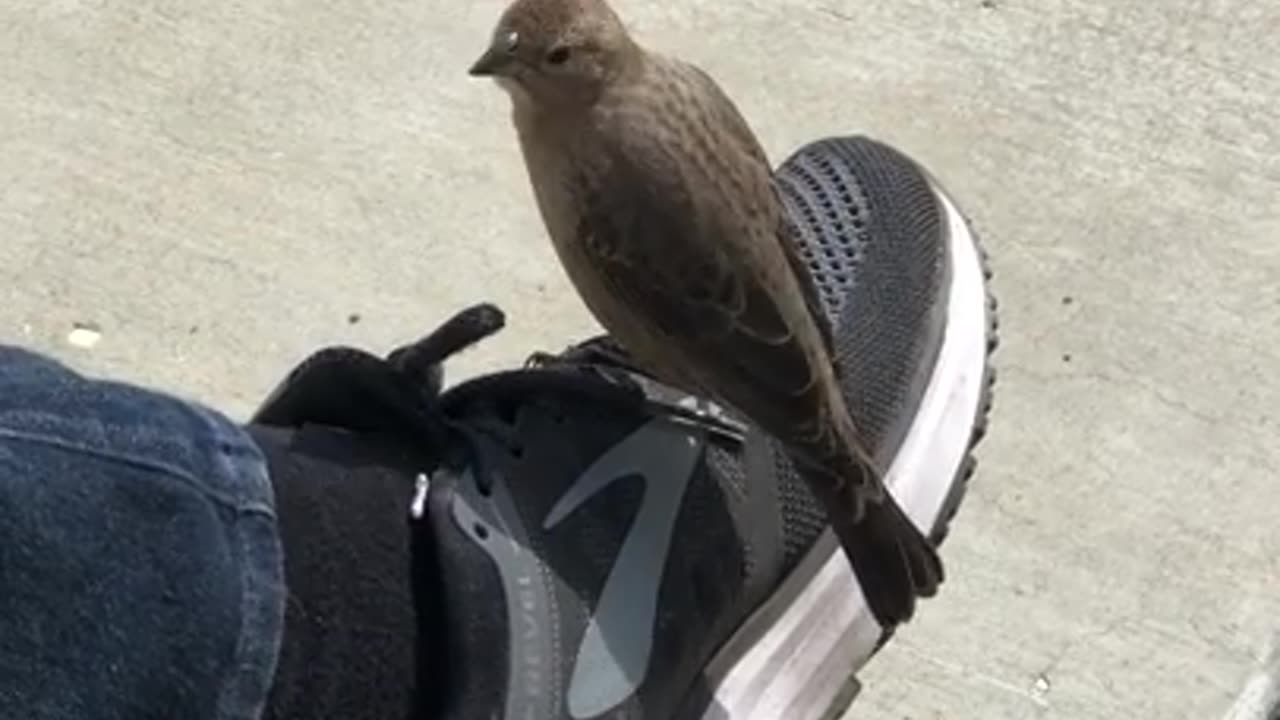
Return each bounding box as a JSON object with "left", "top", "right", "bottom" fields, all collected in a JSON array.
[{"left": 468, "top": 44, "right": 510, "bottom": 77}]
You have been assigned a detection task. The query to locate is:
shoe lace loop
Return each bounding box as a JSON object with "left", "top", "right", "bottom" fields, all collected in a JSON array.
[{"left": 287, "top": 304, "right": 750, "bottom": 499}]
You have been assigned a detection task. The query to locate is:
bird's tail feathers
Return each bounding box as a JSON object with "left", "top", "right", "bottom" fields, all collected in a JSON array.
[
  {"left": 835, "top": 491, "right": 943, "bottom": 628},
  {"left": 801, "top": 450, "right": 944, "bottom": 628}
]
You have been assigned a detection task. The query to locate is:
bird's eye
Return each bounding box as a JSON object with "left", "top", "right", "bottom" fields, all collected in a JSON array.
[{"left": 546, "top": 46, "right": 571, "bottom": 65}]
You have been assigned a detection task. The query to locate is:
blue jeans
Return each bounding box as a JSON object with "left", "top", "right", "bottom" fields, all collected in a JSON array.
[{"left": 0, "top": 346, "right": 284, "bottom": 720}]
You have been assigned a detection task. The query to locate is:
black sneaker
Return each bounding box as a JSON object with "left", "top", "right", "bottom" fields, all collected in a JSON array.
[{"left": 419, "top": 134, "right": 997, "bottom": 720}]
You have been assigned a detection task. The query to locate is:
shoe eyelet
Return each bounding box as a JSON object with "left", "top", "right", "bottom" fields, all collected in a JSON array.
[
  {"left": 473, "top": 523, "right": 489, "bottom": 540},
  {"left": 411, "top": 473, "right": 430, "bottom": 518}
]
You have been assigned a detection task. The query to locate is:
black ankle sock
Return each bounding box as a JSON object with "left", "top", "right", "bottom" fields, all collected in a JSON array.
[{"left": 248, "top": 423, "right": 437, "bottom": 720}]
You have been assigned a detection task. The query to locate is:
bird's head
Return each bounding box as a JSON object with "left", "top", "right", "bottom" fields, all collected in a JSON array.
[{"left": 469, "top": 0, "right": 639, "bottom": 109}]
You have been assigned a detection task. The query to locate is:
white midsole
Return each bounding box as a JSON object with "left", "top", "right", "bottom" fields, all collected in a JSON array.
[{"left": 704, "top": 184, "right": 990, "bottom": 720}]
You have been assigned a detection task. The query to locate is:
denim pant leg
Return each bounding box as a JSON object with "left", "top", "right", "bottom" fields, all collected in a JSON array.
[{"left": 0, "top": 347, "right": 284, "bottom": 720}]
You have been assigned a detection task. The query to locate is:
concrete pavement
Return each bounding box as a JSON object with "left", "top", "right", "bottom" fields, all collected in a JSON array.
[{"left": 2, "top": 0, "right": 1277, "bottom": 717}]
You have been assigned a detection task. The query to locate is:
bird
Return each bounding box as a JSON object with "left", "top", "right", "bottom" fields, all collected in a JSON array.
[{"left": 468, "top": 0, "right": 942, "bottom": 627}]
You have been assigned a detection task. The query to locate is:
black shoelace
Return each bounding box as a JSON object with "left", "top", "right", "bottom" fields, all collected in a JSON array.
[{"left": 255, "top": 302, "right": 749, "bottom": 499}]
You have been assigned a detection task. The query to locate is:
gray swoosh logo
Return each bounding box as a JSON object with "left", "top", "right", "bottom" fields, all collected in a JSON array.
[{"left": 543, "top": 417, "right": 704, "bottom": 719}]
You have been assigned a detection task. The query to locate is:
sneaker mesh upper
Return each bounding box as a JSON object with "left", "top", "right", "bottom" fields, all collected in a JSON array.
[
  {"left": 768, "top": 136, "right": 948, "bottom": 565},
  {"left": 781, "top": 137, "right": 945, "bottom": 455}
]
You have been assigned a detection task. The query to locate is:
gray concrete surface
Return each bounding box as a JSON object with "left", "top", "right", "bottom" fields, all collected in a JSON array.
[{"left": 2, "top": 0, "right": 1277, "bottom": 718}]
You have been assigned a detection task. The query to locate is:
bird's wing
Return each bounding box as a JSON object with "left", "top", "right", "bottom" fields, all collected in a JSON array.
[
  {"left": 679, "top": 62, "right": 837, "bottom": 356},
  {"left": 776, "top": 200, "right": 837, "bottom": 357},
  {"left": 680, "top": 63, "right": 773, "bottom": 167},
  {"left": 577, "top": 153, "right": 854, "bottom": 468}
]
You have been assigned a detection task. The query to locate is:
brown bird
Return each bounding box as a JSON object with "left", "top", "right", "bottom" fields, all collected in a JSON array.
[{"left": 469, "top": 0, "right": 941, "bottom": 627}]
